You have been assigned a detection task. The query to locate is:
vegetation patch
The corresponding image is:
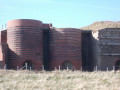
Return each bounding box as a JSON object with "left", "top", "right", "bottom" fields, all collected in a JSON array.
[{"left": 0, "top": 70, "right": 120, "bottom": 90}]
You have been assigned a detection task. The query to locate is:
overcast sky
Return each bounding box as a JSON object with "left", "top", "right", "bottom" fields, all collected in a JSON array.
[{"left": 0, "top": 0, "right": 120, "bottom": 29}]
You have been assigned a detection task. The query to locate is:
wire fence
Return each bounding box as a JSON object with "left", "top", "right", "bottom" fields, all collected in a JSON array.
[{"left": 0, "top": 64, "right": 120, "bottom": 72}]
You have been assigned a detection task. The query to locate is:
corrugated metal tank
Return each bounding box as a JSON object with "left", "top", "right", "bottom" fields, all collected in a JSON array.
[
  {"left": 7, "top": 19, "right": 43, "bottom": 70},
  {"left": 49, "top": 28, "right": 82, "bottom": 70}
]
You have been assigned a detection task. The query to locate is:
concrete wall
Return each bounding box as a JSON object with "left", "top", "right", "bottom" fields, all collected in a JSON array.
[
  {"left": 91, "top": 30, "right": 101, "bottom": 70},
  {"left": 92, "top": 28, "right": 120, "bottom": 70}
]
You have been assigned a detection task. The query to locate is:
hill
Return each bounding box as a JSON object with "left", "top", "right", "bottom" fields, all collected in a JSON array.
[{"left": 80, "top": 21, "right": 120, "bottom": 31}]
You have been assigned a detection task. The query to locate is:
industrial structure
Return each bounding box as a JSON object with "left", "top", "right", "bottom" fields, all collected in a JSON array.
[{"left": 0, "top": 19, "right": 120, "bottom": 71}]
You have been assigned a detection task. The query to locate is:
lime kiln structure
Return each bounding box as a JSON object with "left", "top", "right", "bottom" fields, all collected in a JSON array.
[{"left": 0, "top": 19, "right": 120, "bottom": 71}]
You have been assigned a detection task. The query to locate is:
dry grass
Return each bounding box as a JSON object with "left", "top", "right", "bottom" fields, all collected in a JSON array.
[
  {"left": 0, "top": 69, "right": 120, "bottom": 90},
  {"left": 81, "top": 21, "right": 120, "bottom": 31}
]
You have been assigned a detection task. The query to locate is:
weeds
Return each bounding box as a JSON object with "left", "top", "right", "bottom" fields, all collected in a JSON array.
[{"left": 0, "top": 70, "right": 120, "bottom": 90}]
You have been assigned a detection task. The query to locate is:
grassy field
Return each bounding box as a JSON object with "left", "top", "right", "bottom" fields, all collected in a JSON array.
[{"left": 0, "top": 70, "right": 120, "bottom": 90}]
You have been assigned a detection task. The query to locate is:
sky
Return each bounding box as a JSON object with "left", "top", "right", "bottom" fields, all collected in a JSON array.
[{"left": 0, "top": 0, "right": 120, "bottom": 29}]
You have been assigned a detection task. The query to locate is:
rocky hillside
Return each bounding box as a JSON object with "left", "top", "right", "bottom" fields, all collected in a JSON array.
[{"left": 81, "top": 21, "right": 120, "bottom": 31}]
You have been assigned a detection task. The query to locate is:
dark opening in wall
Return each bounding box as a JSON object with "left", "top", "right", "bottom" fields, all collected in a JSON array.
[
  {"left": 43, "top": 29, "right": 50, "bottom": 70},
  {"left": 82, "top": 31, "right": 92, "bottom": 71},
  {"left": 0, "top": 61, "right": 3, "bottom": 69},
  {"left": 62, "top": 61, "right": 73, "bottom": 70},
  {"left": 22, "top": 60, "right": 33, "bottom": 70},
  {"left": 115, "top": 60, "right": 120, "bottom": 70}
]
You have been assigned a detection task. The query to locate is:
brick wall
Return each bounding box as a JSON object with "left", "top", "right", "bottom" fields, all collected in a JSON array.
[
  {"left": 0, "top": 30, "right": 7, "bottom": 44},
  {"left": 7, "top": 19, "right": 43, "bottom": 70},
  {"left": 49, "top": 28, "right": 82, "bottom": 70},
  {"left": 0, "top": 29, "right": 7, "bottom": 67}
]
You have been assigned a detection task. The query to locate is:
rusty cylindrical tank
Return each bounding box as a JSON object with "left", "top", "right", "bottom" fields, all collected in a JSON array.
[
  {"left": 49, "top": 28, "right": 82, "bottom": 70},
  {"left": 7, "top": 19, "right": 43, "bottom": 70}
]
